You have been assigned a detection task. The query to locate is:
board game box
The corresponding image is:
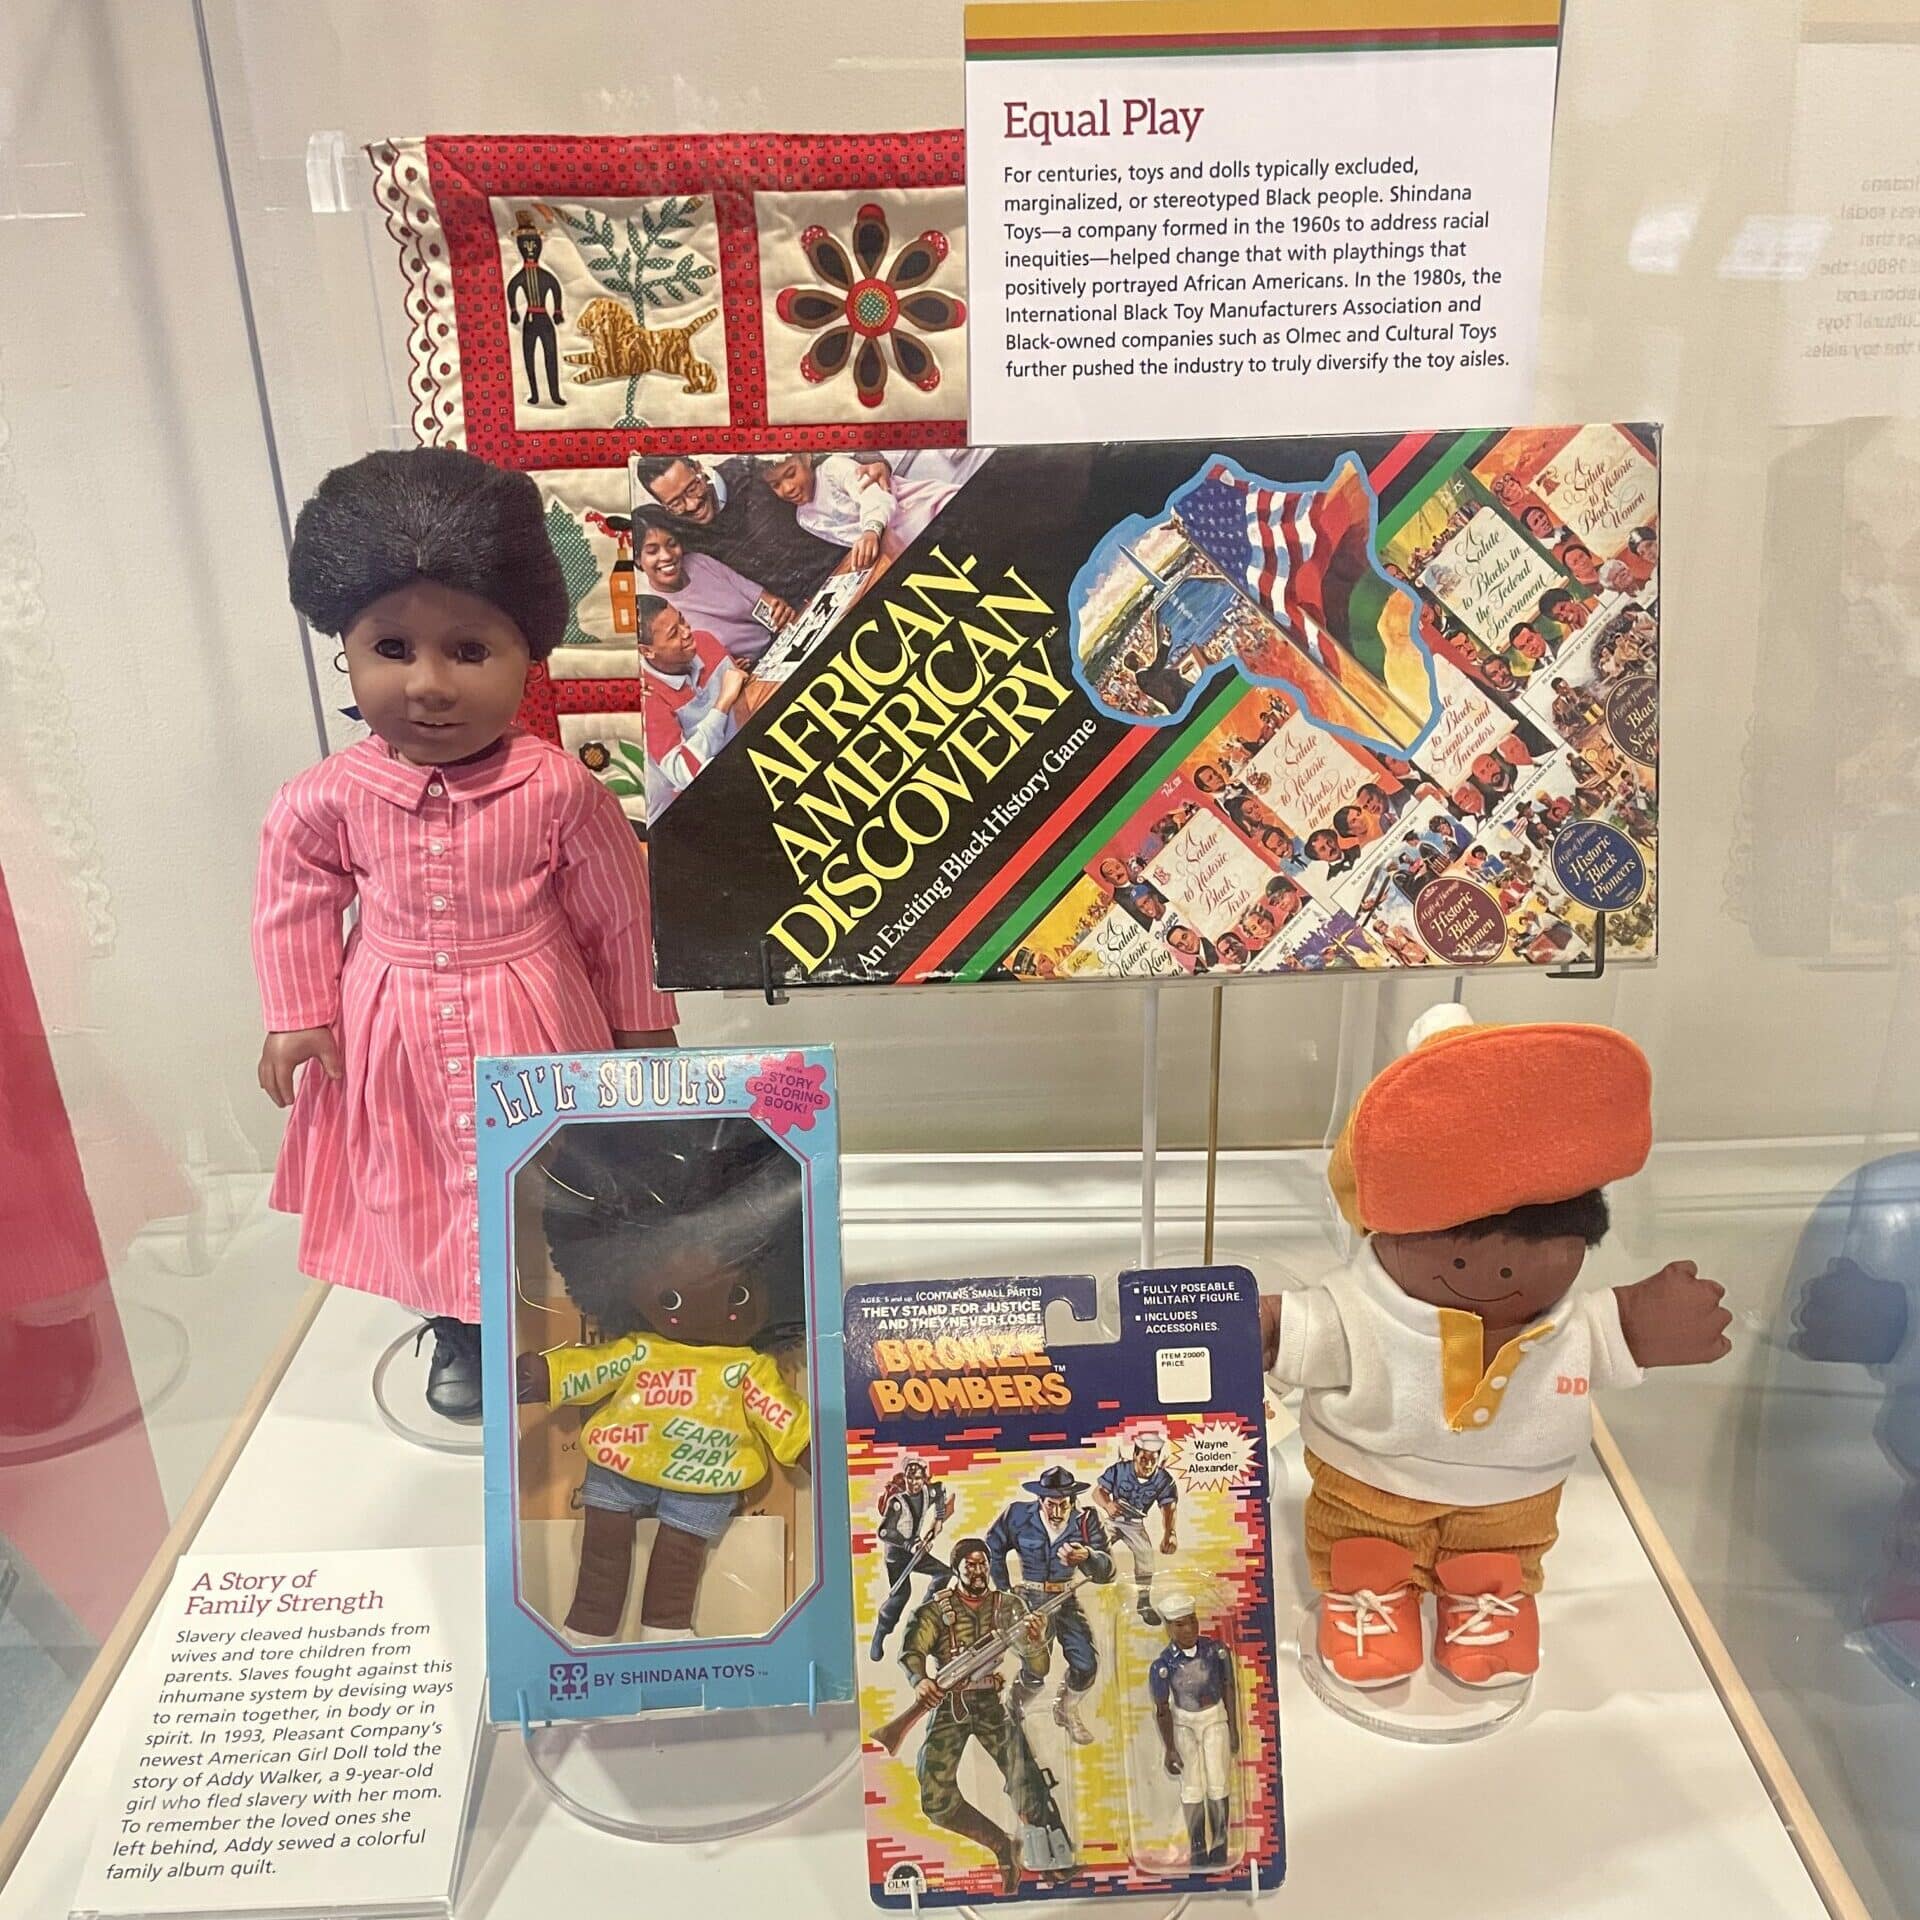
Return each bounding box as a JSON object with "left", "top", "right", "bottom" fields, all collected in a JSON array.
[{"left": 632, "top": 425, "right": 1660, "bottom": 988}]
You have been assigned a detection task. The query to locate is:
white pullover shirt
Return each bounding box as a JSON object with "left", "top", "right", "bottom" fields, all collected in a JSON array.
[{"left": 1271, "top": 1240, "right": 1645, "bottom": 1505}]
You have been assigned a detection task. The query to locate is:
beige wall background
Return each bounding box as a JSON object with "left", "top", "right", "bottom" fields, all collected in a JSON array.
[{"left": 3, "top": 0, "right": 1915, "bottom": 1171}]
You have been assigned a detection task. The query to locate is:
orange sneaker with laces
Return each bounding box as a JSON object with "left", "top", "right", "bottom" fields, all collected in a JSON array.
[
  {"left": 1433, "top": 1552, "right": 1538, "bottom": 1687},
  {"left": 1318, "top": 1538, "right": 1424, "bottom": 1687}
]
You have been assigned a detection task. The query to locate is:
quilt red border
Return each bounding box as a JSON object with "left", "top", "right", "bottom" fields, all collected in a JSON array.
[{"left": 424, "top": 130, "right": 969, "bottom": 473}]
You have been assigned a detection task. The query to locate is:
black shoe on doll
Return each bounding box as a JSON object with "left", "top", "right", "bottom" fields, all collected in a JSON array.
[{"left": 417, "top": 1317, "right": 483, "bottom": 1423}]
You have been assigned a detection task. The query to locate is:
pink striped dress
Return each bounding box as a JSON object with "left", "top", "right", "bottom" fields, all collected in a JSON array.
[{"left": 252, "top": 729, "right": 677, "bottom": 1320}]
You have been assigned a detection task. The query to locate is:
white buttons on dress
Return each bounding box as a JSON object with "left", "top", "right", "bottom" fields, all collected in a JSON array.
[
  {"left": 429, "top": 839, "right": 446, "bottom": 855},
  {"left": 431, "top": 895, "right": 447, "bottom": 911},
  {"left": 440, "top": 1004, "right": 458, "bottom": 1019},
  {"left": 446, "top": 1059, "right": 462, "bottom": 1075},
  {"left": 433, "top": 952, "right": 450, "bottom": 968},
  {"left": 456, "top": 1114, "right": 472, "bottom": 1130},
  {"left": 1471, "top": 1407, "right": 1491, "bottom": 1425},
  {"left": 427, "top": 781, "right": 444, "bottom": 797},
  {"left": 1490, "top": 1375, "right": 1509, "bottom": 1389},
  {"left": 466, "top": 1167, "right": 478, "bottom": 1183}
]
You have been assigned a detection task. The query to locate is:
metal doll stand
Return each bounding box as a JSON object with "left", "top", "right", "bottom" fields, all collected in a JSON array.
[{"left": 370, "top": 1323, "right": 485, "bottom": 1457}]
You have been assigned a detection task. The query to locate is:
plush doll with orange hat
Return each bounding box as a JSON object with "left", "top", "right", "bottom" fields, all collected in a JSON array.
[{"left": 1259, "top": 1006, "right": 1731, "bottom": 1691}]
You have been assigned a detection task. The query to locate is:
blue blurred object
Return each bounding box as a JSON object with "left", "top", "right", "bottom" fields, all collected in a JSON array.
[{"left": 1784, "top": 1152, "right": 1920, "bottom": 1686}]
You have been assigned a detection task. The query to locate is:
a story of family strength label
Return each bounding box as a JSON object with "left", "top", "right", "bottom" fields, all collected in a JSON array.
[
  {"left": 964, "top": 8, "right": 1564, "bottom": 445},
  {"left": 69, "top": 1547, "right": 484, "bottom": 1920}
]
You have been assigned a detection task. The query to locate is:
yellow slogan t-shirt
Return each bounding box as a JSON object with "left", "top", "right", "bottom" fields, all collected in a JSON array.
[{"left": 545, "top": 1333, "right": 810, "bottom": 1492}]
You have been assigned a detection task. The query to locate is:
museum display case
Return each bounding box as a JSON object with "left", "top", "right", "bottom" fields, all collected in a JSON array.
[{"left": 1, "top": 4, "right": 1916, "bottom": 1916}]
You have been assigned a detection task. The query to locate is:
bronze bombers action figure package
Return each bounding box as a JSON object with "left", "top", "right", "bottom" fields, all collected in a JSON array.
[{"left": 842, "top": 1268, "right": 1284, "bottom": 1906}]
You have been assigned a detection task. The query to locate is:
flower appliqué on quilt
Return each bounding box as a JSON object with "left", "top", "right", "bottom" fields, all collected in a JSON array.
[{"left": 772, "top": 203, "right": 965, "bottom": 409}]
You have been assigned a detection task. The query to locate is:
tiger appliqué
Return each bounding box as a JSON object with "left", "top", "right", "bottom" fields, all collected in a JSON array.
[{"left": 566, "top": 298, "right": 720, "bottom": 395}]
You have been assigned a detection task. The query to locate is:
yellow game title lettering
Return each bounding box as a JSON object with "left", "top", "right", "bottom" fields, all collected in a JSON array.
[{"left": 756, "top": 549, "right": 1069, "bottom": 975}]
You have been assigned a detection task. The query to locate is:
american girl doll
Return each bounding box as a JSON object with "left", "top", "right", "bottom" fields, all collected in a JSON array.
[{"left": 253, "top": 448, "right": 677, "bottom": 1421}]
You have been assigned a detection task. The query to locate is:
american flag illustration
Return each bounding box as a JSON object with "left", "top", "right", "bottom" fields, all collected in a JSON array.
[{"left": 1173, "top": 458, "right": 1392, "bottom": 685}]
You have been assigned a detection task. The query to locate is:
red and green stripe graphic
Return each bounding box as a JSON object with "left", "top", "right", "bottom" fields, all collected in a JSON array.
[
  {"left": 966, "top": 0, "right": 1561, "bottom": 58},
  {"left": 927, "top": 675, "right": 1247, "bottom": 984},
  {"left": 902, "top": 720, "right": 1170, "bottom": 982},
  {"left": 1302, "top": 471, "right": 1393, "bottom": 681}
]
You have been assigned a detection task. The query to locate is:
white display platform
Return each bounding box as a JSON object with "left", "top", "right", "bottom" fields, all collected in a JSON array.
[{"left": 3, "top": 1284, "right": 1832, "bottom": 1920}]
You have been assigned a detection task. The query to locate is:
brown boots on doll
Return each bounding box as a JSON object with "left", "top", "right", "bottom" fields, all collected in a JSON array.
[
  {"left": 1317, "top": 1538, "right": 1540, "bottom": 1689},
  {"left": 565, "top": 1507, "right": 710, "bottom": 1640},
  {"left": 937, "top": 1803, "right": 1025, "bottom": 1896}
]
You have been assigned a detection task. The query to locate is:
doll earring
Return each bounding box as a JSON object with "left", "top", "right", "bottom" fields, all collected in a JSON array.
[{"left": 333, "top": 650, "right": 348, "bottom": 672}]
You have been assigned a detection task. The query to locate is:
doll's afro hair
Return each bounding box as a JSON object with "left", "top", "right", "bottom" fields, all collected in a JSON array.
[
  {"left": 287, "top": 447, "right": 568, "bottom": 659},
  {"left": 1457, "top": 1188, "right": 1611, "bottom": 1247},
  {"left": 539, "top": 1117, "right": 807, "bottom": 1350}
]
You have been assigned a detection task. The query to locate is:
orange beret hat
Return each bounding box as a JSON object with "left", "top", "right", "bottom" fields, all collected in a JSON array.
[{"left": 1328, "top": 1008, "right": 1652, "bottom": 1235}]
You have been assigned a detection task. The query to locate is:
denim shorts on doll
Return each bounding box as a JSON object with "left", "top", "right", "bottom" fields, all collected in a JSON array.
[{"left": 580, "top": 1463, "right": 737, "bottom": 1542}]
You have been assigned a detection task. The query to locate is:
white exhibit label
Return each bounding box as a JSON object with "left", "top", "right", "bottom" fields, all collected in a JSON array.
[
  {"left": 964, "top": 3, "right": 1563, "bottom": 444},
  {"left": 69, "top": 1547, "right": 484, "bottom": 1920}
]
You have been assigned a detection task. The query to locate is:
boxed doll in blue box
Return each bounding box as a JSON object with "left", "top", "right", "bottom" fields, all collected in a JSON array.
[{"left": 477, "top": 1047, "right": 848, "bottom": 1721}]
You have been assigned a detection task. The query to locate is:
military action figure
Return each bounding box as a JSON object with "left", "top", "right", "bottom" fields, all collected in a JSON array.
[
  {"left": 870, "top": 1455, "right": 953, "bottom": 1660},
  {"left": 1093, "top": 1428, "right": 1179, "bottom": 1623},
  {"left": 986, "top": 1464, "right": 1116, "bottom": 1745},
  {"left": 884, "top": 1538, "right": 1077, "bottom": 1895},
  {"left": 1148, "top": 1592, "right": 1238, "bottom": 1868}
]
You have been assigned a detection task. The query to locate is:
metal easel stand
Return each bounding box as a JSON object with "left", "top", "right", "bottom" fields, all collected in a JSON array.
[
  {"left": 763, "top": 965, "right": 1169, "bottom": 1268},
  {"left": 1141, "top": 982, "right": 1161, "bottom": 1268},
  {"left": 515, "top": 1688, "right": 861, "bottom": 1844},
  {"left": 952, "top": 1895, "right": 1192, "bottom": 1919}
]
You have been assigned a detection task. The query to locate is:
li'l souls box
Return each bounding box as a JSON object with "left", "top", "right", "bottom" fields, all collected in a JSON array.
[{"left": 478, "top": 1046, "right": 847, "bottom": 1721}]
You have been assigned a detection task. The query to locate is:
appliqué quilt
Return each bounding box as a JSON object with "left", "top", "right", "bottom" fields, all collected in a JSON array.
[{"left": 364, "top": 132, "right": 968, "bottom": 819}]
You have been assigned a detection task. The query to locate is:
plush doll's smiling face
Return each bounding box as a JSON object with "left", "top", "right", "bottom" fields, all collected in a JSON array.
[
  {"left": 1374, "top": 1223, "right": 1587, "bottom": 1333},
  {"left": 633, "top": 1246, "right": 771, "bottom": 1347}
]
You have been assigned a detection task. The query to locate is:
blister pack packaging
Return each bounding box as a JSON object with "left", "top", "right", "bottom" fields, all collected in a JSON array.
[{"left": 842, "top": 1266, "right": 1285, "bottom": 1907}]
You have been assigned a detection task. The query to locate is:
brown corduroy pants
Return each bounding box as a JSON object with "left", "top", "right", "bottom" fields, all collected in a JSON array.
[{"left": 1304, "top": 1450, "right": 1565, "bottom": 1594}]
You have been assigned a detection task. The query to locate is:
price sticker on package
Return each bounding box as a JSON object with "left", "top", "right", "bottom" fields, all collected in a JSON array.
[{"left": 1156, "top": 1343, "right": 1214, "bottom": 1404}]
